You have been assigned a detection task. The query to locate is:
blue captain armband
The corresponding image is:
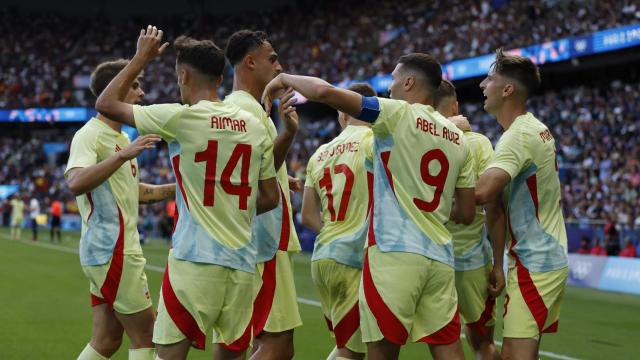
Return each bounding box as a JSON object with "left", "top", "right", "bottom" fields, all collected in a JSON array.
[{"left": 356, "top": 96, "right": 380, "bottom": 123}]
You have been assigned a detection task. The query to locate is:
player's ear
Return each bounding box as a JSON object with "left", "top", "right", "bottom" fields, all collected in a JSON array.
[
  {"left": 403, "top": 75, "right": 415, "bottom": 91},
  {"left": 244, "top": 54, "right": 256, "bottom": 70},
  {"left": 452, "top": 100, "right": 459, "bottom": 116},
  {"left": 503, "top": 83, "right": 516, "bottom": 98}
]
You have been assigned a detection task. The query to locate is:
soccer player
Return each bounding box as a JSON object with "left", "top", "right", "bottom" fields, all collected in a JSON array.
[
  {"left": 434, "top": 79, "right": 500, "bottom": 360},
  {"left": 263, "top": 53, "right": 476, "bottom": 360},
  {"left": 66, "top": 58, "right": 176, "bottom": 360},
  {"left": 29, "top": 195, "right": 40, "bottom": 241},
  {"left": 302, "top": 83, "right": 377, "bottom": 360},
  {"left": 9, "top": 193, "right": 25, "bottom": 240},
  {"left": 95, "top": 26, "right": 280, "bottom": 360},
  {"left": 475, "top": 49, "right": 568, "bottom": 360},
  {"left": 222, "top": 29, "right": 302, "bottom": 359}
]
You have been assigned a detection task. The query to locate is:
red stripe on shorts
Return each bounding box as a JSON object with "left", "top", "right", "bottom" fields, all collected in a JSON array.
[
  {"left": 333, "top": 301, "right": 360, "bottom": 349},
  {"left": 543, "top": 320, "right": 559, "bottom": 333},
  {"left": 362, "top": 249, "right": 408, "bottom": 345},
  {"left": 90, "top": 294, "right": 108, "bottom": 307},
  {"left": 465, "top": 296, "right": 495, "bottom": 336},
  {"left": 161, "top": 263, "right": 206, "bottom": 349},
  {"left": 278, "top": 185, "right": 290, "bottom": 250},
  {"left": 324, "top": 316, "right": 334, "bottom": 332},
  {"left": 508, "top": 223, "right": 549, "bottom": 332},
  {"left": 224, "top": 254, "right": 278, "bottom": 351},
  {"left": 98, "top": 206, "right": 125, "bottom": 310},
  {"left": 172, "top": 155, "right": 189, "bottom": 210},
  {"left": 418, "top": 307, "right": 461, "bottom": 345}
]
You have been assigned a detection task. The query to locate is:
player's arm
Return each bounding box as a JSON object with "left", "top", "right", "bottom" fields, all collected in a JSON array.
[
  {"left": 264, "top": 74, "right": 363, "bottom": 118},
  {"left": 66, "top": 135, "right": 161, "bottom": 195},
  {"left": 485, "top": 195, "right": 506, "bottom": 297},
  {"left": 256, "top": 177, "right": 280, "bottom": 214},
  {"left": 301, "top": 187, "right": 323, "bottom": 233},
  {"left": 273, "top": 88, "right": 299, "bottom": 171},
  {"left": 138, "top": 183, "right": 176, "bottom": 204},
  {"left": 476, "top": 168, "right": 511, "bottom": 205},
  {"left": 95, "top": 26, "right": 169, "bottom": 127},
  {"left": 450, "top": 188, "right": 475, "bottom": 225}
]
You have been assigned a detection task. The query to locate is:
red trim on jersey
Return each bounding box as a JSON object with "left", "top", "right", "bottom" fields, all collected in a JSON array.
[
  {"left": 418, "top": 307, "right": 461, "bottom": 345},
  {"left": 466, "top": 296, "right": 495, "bottom": 336},
  {"left": 172, "top": 202, "right": 179, "bottom": 235},
  {"left": 172, "top": 155, "right": 189, "bottom": 210},
  {"left": 99, "top": 206, "right": 125, "bottom": 310},
  {"left": 543, "top": 320, "right": 559, "bottom": 333},
  {"left": 324, "top": 316, "right": 334, "bottom": 332},
  {"left": 503, "top": 294, "right": 511, "bottom": 317},
  {"left": 366, "top": 171, "right": 373, "bottom": 214},
  {"left": 509, "top": 223, "right": 549, "bottom": 332},
  {"left": 224, "top": 254, "right": 278, "bottom": 350},
  {"left": 161, "top": 264, "right": 206, "bottom": 349},
  {"left": 367, "top": 171, "right": 376, "bottom": 247},
  {"left": 90, "top": 294, "right": 108, "bottom": 307},
  {"left": 380, "top": 151, "right": 395, "bottom": 194},
  {"left": 362, "top": 249, "right": 408, "bottom": 345},
  {"left": 86, "top": 192, "right": 95, "bottom": 222},
  {"left": 525, "top": 174, "right": 539, "bottom": 220},
  {"left": 278, "top": 185, "right": 291, "bottom": 250},
  {"left": 333, "top": 302, "right": 361, "bottom": 348}
]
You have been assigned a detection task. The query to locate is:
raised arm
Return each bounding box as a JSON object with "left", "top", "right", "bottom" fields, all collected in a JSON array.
[
  {"left": 264, "top": 74, "right": 364, "bottom": 118},
  {"left": 273, "top": 88, "right": 299, "bottom": 171},
  {"left": 66, "top": 135, "right": 161, "bottom": 195},
  {"left": 139, "top": 183, "right": 176, "bottom": 204},
  {"left": 475, "top": 168, "right": 511, "bottom": 205},
  {"left": 95, "top": 25, "right": 169, "bottom": 127},
  {"left": 256, "top": 177, "right": 280, "bottom": 215}
]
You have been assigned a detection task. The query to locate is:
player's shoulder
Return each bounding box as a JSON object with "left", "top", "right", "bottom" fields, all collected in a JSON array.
[
  {"left": 72, "top": 118, "right": 103, "bottom": 141},
  {"left": 465, "top": 131, "right": 492, "bottom": 148},
  {"left": 224, "top": 91, "right": 265, "bottom": 116}
]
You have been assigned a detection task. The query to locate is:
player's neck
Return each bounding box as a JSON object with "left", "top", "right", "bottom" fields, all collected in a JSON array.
[
  {"left": 188, "top": 87, "right": 220, "bottom": 105},
  {"left": 96, "top": 113, "right": 122, "bottom": 132},
  {"left": 404, "top": 92, "right": 433, "bottom": 107},
  {"left": 495, "top": 102, "right": 527, "bottom": 130},
  {"left": 232, "top": 74, "right": 263, "bottom": 103}
]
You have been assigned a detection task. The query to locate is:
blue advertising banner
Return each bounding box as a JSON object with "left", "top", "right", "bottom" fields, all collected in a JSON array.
[
  {"left": 0, "top": 185, "right": 20, "bottom": 200},
  {"left": 598, "top": 257, "right": 640, "bottom": 295},
  {"left": 568, "top": 254, "right": 608, "bottom": 289}
]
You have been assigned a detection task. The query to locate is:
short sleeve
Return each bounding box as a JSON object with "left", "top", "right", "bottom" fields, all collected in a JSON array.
[
  {"left": 259, "top": 136, "right": 277, "bottom": 181},
  {"left": 304, "top": 154, "right": 316, "bottom": 188},
  {"left": 133, "top": 103, "right": 186, "bottom": 142},
  {"left": 456, "top": 141, "right": 476, "bottom": 189},
  {"left": 489, "top": 128, "right": 529, "bottom": 179},
  {"left": 475, "top": 135, "right": 495, "bottom": 174},
  {"left": 372, "top": 98, "right": 411, "bottom": 138},
  {"left": 65, "top": 131, "right": 98, "bottom": 176}
]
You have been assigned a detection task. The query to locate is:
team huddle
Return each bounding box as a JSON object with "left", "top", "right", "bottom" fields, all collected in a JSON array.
[{"left": 66, "top": 26, "right": 568, "bottom": 360}]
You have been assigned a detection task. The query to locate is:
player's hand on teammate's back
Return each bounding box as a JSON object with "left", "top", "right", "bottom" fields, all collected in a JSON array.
[
  {"left": 118, "top": 134, "right": 162, "bottom": 161},
  {"left": 135, "top": 25, "right": 170, "bottom": 64},
  {"left": 488, "top": 265, "right": 506, "bottom": 298},
  {"left": 449, "top": 115, "right": 472, "bottom": 132},
  {"left": 279, "top": 88, "right": 299, "bottom": 134}
]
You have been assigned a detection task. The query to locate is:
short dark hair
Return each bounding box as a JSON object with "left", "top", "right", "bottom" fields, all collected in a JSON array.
[
  {"left": 397, "top": 53, "right": 442, "bottom": 90},
  {"left": 492, "top": 48, "right": 541, "bottom": 97},
  {"left": 347, "top": 83, "right": 377, "bottom": 97},
  {"left": 174, "top": 36, "right": 226, "bottom": 78},
  {"left": 90, "top": 59, "right": 130, "bottom": 97},
  {"left": 434, "top": 79, "right": 456, "bottom": 108},
  {"left": 225, "top": 30, "right": 270, "bottom": 66}
]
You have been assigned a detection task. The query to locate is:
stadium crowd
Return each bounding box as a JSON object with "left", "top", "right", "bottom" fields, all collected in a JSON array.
[
  {"left": 1, "top": 0, "right": 639, "bottom": 108},
  {"left": 2, "top": 76, "right": 640, "bottom": 255}
]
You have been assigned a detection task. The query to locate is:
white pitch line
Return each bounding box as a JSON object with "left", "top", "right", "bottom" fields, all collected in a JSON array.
[{"left": 2, "top": 235, "right": 581, "bottom": 360}]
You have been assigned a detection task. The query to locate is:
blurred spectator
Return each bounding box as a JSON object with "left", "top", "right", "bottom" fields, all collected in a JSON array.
[
  {"left": 590, "top": 240, "right": 607, "bottom": 256},
  {"left": 605, "top": 236, "right": 621, "bottom": 256},
  {"left": 49, "top": 197, "right": 63, "bottom": 243},
  {"left": 29, "top": 195, "right": 40, "bottom": 241},
  {"left": 619, "top": 238, "right": 637, "bottom": 257},
  {"left": 9, "top": 193, "right": 25, "bottom": 240},
  {"left": 577, "top": 236, "right": 591, "bottom": 254}
]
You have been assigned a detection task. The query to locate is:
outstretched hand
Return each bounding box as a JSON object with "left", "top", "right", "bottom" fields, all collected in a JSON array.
[
  {"left": 118, "top": 134, "right": 162, "bottom": 161},
  {"left": 288, "top": 175, "right": 303, "bottom": 193},
  {"left": 135, "top": 25, "right": 170, "bottom": 64},
  {"left": 449, "top": 115, "right": 472, "bottom": 132}
]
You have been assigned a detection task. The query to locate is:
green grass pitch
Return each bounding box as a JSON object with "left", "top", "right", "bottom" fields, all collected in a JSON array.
[{"left": 0, "top": 228, "right": 638, "bottom": 359}]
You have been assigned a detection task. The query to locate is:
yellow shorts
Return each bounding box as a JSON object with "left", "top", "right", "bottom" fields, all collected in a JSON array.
[
  {"left": 312, "top": 259, "right": 366, "bottom": 354},
  {"left": 359, "top": 246, "right": 460, "bottom": 345},
  {"left": 153, "top": 250, "right": 255, "bottom": 350},
  {"left": 254, "top": 250, "right": 303, "bottom": 334},
  {"left": 502, "top": 263, "right": 568, "bottom": 338},
  {"left": 11, "top": 217, "right": 23, "bottom": 227},
  {"left": 455, "top": 263, "right": 496, "bottom": 332},
  {"left": 83, "top": 253, "right": 151, "bottom": 314}
]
